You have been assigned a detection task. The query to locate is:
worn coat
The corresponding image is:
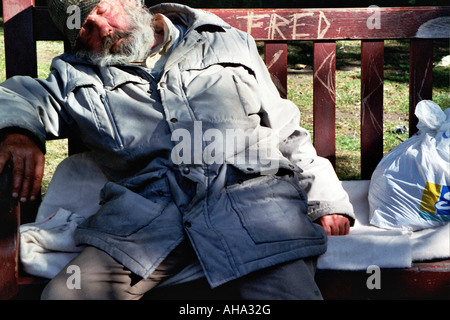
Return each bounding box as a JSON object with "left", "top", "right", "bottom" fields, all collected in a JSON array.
[{"left": 0, "top": 4, "right": 354, "bottom": 287}]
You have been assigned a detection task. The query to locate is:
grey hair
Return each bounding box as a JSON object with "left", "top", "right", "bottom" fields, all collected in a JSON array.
[{"left": 74, "top": 0, "right": 155, "bottom": 67}]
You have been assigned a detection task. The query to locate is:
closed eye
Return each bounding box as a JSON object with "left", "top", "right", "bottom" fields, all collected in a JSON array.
[{"left": 96, "top": 3, "right": 110, "bottom": 15}]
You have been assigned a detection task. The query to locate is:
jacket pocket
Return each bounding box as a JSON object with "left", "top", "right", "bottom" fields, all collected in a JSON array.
[
  {"left": 82, "top": 177, "right": 171, "bottom": 237},
  {"left": 231, "top": 74, "right": 258, "bottom": 117},
  {"left": 99, "top": 93, "right": 124, "bottom": 150},
  {"left": 226, "top": 174, "right": 321, "bottom": 243},
  {"left": 66, "top": 83, "right": 126, "bottom": 152},
  {"left": 180, "top": 64, "right": 260, "bottom": 121}
]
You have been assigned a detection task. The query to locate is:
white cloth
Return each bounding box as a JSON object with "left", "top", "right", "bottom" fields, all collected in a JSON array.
[
  {"left": 19, "top": 155, "right": 450, "bottom": 280},
  {"left": 318, "top": 180, "right": 449, "bottom": 270},
  {"left": 20, "top": 152, "right": 108, "bottom": 279},
  {"left": 20, "top": 153, "right": 204, "bottom": 285}
]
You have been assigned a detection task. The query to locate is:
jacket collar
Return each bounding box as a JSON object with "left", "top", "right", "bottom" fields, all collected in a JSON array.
[
  {"left": 149, "top": 3, "right": 231, "bottom": 32},
  {"left": 59, "top": 4, "right": 231, "bottom": 87}
]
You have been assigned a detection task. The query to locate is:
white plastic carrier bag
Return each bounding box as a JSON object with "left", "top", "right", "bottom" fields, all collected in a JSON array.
[{"left": 368, "top": 100, "right": 450, "bottom": 231}]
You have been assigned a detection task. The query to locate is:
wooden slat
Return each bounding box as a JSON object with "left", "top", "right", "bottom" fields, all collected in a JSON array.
[
  {"left": 31, "top": 7, "right": 450, "bottom": 42},
  {"left": 33, "top": 7, "right": 65, "bottom": 41},
  {"left": 409, "top": 39, "right": 433, "bottom": 136},
  {"left": 316, "top": 260, "right": 450, "bottom": 299},
  {"left": 360, "top": 40, "right": 384, "bottom": 180},
  {"left": 207, "top": 7, "right": 450, "bottom": 41},
  {"left": 2, "top": 2, "right": 449, "bottom": 301},
  {"left": 2, "top": 0, "right": 37, "bottom": 78},
  {"left": 313, "top": 41, "right": 336, "bottom": 167},
  {"left": 0, "top": 162, "right": 19, "bottom": 300},
  {"left": 264, "top": 41, "right": 288, "bottom": 98}
]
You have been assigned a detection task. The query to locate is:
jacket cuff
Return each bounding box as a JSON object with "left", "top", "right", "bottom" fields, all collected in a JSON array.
[
  {"left": 0, "top": 127, "right": 46, "bottom": 154},
  {"left": 308, "top": 201, "right": 356, "bottom": 226}
]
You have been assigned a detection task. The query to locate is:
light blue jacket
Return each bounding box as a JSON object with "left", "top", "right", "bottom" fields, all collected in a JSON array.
[{"left": 0, "top": 4, "right": 354, "bottom": 287}]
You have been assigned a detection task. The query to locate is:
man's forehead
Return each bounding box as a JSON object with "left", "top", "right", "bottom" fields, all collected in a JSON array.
[
  {"left": 93, "top": 0, "right": 126, "bottom": 10},
  {"left": 84, "top": 0, "right": 137, "bottom": 25},
  {"left": 89, "top": 0, "right": 137, "bottom": 12},
  {"left": 96, "top": 0, "right": 139, "bottom": 7}
]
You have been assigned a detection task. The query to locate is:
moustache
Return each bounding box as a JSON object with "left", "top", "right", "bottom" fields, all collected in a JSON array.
[{"left": 102, "top": 30, "right": 134, "bottom": 54}]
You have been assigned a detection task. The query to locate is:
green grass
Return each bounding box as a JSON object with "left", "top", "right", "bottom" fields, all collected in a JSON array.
[
  {"left": 35, "top": 39, "right": 68, "bottom": 194},
  {"left": 0, "top": 19, "right": 448, "bottom": 190},
  {"left": 286, "top": 39, "right": 449, "bottom": 180},
  {"left": 36, "top": 40, "right": 68, "bottom": 194},
  {"left": 0, "top": 19, "right": 68, "bottom": 193}
]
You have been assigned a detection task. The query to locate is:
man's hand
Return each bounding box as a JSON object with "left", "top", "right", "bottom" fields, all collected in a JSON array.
[
  {"left": 0, "top": 133, "right": 45, "bottom": 202},
  {"left": 316, "top": 214, "right": 350, "bottom": 236}
]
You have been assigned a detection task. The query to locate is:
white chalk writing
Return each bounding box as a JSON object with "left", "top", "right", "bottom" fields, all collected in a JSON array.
[{"left": 237, "top": 11, "right": 331, "bottom": 39}]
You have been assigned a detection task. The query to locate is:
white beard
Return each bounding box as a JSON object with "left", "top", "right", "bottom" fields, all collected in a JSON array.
[{"left": 75, "top": 3, "right": 155, "bottom": 67}]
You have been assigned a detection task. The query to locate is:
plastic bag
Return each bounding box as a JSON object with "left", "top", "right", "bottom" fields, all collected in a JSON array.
[{"left": 368, "top": 100, "right": 450, "bottom": 231}]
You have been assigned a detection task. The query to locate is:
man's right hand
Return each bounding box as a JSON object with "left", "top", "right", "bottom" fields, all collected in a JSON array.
[{"left": 0, "top": 133, "right": 45, "bottom": 202}]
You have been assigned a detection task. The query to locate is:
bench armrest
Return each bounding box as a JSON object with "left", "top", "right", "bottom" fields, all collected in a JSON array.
[{"left": 0, "top": 161, "right": 20, "bottom": 300}]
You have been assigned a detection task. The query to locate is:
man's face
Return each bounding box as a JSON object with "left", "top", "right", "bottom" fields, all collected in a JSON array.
[
  {"left": 75, "top": 0, "right": 155, "bottom": 66},
  {"left": 78, "top": 0, "right": 136, "bottom": 54}
]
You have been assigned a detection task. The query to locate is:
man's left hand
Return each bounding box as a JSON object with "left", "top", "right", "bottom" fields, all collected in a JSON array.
[{"left": 316, "top": 214, "right": 350, "bottom": 236}]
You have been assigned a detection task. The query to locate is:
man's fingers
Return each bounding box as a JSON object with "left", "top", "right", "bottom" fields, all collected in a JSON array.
[
  {"left": 11, "top": 155, "right": 25, "bottom": 199},
  {"left": 19, "top": 156, "right": 34, "bottom": 202},
  {"left": 333, "top": 216, "right": 350, "bottom": 236},
  {"left": 30, "top": 154, "right": 45, "bottom": 201},
  {"left": 17, "top": 153, "right": 45, "bottom": 202},
  {"left": 316, "top": 214, "right": 351, "bottom": 236},
  {"left": 344, "top": 219, "right": 350, "bottom": 235},
  {"left": 0, "top": 133, "right": 45, "bottom": 202},
  {"left": 330, "top": 224, "right": 340, "bottom": 236}
]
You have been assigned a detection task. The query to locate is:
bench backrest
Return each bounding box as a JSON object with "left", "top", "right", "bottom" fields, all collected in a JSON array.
[{"left": 3, "top": 0, "right": 449, "bottom": 179}]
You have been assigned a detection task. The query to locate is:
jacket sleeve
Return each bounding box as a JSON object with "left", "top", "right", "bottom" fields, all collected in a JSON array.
[
  {"left": 0, "top": 58, "right": 72, "bottom": 152},
  {"left": 245, "top": 34, "right": 355, "bottom": 224}
]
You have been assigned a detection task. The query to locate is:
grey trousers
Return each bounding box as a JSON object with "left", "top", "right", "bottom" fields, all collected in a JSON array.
[{"left": 41, "top": 241, "right": 322, "bottom": 300}]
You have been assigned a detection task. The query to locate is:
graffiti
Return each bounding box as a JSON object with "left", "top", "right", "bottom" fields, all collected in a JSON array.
[{"left": 237, "top": 11, "right": 332, "bottom": 40}]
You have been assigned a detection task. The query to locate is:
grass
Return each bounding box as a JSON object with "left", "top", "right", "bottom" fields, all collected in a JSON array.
[
  {"left": 0, "top": 20, "right": 448, "bottom": 191},
  {"left": 37, "top": 41, "right": 68, "bottom": 194},
  {"left": 34, "top": 41, "right": 68, "bottom": 193},
  {"left": 286, "top": 39, "right": 449, "bottom": 179},
  {"left": 0, "top": 20, "right": 68, "bottom": 193}
]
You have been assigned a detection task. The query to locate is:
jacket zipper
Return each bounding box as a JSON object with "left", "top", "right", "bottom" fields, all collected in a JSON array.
[{"left": 100, "top": 94, "right": 124, "bottom": 149}]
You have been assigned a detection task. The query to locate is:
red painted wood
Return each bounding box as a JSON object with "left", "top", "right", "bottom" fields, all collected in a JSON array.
[
  {"left": 2, "top": 0, "right": 34, "bottom": 21},
  {"left": 409, "top": 39, "right": 433, "bottom": 136},
  {"left": 313, "top": 41, "right": 336, "bottom": 167},
  {"left": 316, "top": 260, "right": 450, "bottom": 299},
  {"left": 264, "top": 42, "right": 288, "bottom": 98},
  {"left": 2, "top": 2, "right": 449, "bottom": 299},
  {"left": 360, "top": 40, "right": 384, "bottom": 180},
  {"left": 2, "top": 0, "right": 37, "bottom": 78},
  {"left": 207, "top": 7, "right": 450, "bottom": 41},
  {"left": 32, "top": 7, "right": 450, "bottom": 42}
]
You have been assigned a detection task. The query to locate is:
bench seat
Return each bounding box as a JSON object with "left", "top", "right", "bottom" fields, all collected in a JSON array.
[{"left": 1, "top": 1, "right": 449, "bottom": 299}]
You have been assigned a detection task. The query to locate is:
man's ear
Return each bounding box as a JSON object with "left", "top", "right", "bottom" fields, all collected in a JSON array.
[
  {"left": 151, "top": 14, "right": 166, "bottom": 48},
  {"left": 152, "top": 14, "right": 165, "bottom": 34}
]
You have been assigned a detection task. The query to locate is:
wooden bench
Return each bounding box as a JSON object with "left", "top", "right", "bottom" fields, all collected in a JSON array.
[{"left": 1, "top": 0, "right": 449, "bottom": 300}]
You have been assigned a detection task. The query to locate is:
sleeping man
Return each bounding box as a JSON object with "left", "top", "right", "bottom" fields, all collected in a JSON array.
[{"left": 0, "top": 0, "right": 354, "bottom": 299}]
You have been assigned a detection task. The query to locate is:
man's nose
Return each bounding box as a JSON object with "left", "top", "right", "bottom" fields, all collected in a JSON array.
[{"left": 88, "top": 16, "right": 114, "bottom": 39}]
